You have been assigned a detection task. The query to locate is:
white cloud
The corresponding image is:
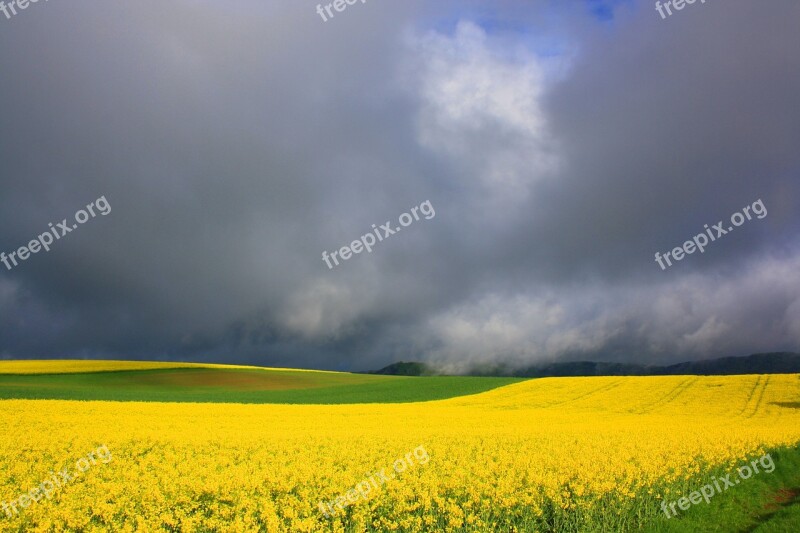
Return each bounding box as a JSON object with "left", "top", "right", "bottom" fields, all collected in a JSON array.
[
  {"left": 280, "top": 279, "right": 373, "bottom": 340},
  {"left": 424, "top": 250, "right": 800, "bottom": 367},
  {"left": 406, "top": 21, "right": 559, "bottom": 204}
]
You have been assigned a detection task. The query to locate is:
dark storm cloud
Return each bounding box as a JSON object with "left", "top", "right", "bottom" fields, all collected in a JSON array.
[{"left": 0, "top": 0, "right": 798, "bottom": 370}]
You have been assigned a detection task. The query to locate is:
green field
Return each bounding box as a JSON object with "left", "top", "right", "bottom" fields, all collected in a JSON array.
[
  {"left": 651, "top": 444, "right": 800, "bottom": 533},
  {"left": 0, "top": 364, "right": 522, "bottom": 404}
]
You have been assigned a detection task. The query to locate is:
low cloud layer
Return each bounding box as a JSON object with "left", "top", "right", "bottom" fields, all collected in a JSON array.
[{"left": 1, "top": 0, "right": 798, "bottom": 370}]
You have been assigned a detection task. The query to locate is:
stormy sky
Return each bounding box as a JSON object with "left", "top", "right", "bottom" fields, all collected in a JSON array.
[{"left": 1, "top": 0, "right": 798, "bottom": 371}]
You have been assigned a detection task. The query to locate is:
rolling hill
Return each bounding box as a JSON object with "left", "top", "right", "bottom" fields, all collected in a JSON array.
[{"left": 0, "top": 360, "right": 521, "bottom": 404}]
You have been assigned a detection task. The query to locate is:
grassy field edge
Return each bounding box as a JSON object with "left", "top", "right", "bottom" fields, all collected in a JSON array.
[
  {"left": 0, "top": 367, "right": 524, "bottom": 404},
  {"left": 644, "top": 442, "right": 800, "bottom": 532}
]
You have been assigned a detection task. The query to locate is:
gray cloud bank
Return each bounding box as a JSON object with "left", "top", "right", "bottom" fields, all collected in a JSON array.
[{"left": 0, "top": 0, "right": 798, "bottom": 370}]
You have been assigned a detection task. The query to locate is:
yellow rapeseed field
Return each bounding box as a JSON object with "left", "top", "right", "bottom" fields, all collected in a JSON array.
[{"left": 1, "top": 374, "right": 799, "bottom": 532}]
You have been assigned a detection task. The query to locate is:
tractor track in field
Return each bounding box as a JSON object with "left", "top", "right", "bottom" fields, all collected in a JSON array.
[
  {"left": 545, "top": 378, "right": 625, "bottom": 408},
  {"left": 742, "top": 375, "right": 771, "bottom": 419},
  {"left": 632, "top": 376, "right": 698, "bottom": 415},
  {"left": 747, "top": 376, "right": 772, "bottom": 418}
]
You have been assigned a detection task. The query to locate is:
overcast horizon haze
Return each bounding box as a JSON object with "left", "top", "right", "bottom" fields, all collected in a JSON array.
[{"left": 1, "top": 0, "right": 799, "bottom": 372}]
